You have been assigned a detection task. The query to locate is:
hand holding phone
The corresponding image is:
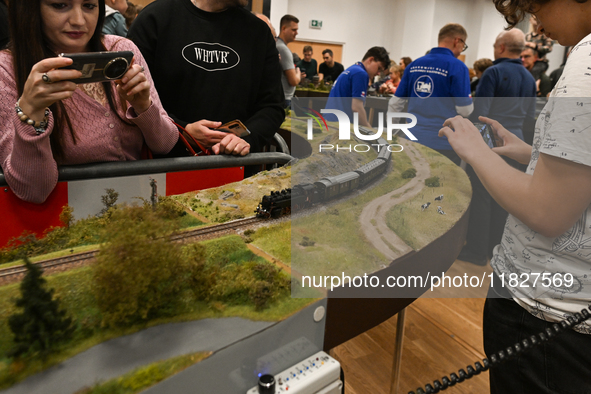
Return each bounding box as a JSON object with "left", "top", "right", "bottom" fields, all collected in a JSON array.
[
  {"left": 473, "top": 121, "right": 496, "bottom": 148},
  {"left": 216, "top": 120, "right": 251, "bottom": 137},
  {"left": 58, "top": 51, "right": 134, "bottom": 83},
  {"left": 19, "top": 57, "right": 81, "bottom": 120}
]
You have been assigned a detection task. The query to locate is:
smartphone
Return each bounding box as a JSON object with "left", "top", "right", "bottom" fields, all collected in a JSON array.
[
  {"left": 473, "top": 121, "right": 496, "bottom": 148},
  {"left": 216, "top": 120, "right": 251, "bottom": 137},
  {"left": 59, "top": 51, "right": 134, "bottom": 83}
]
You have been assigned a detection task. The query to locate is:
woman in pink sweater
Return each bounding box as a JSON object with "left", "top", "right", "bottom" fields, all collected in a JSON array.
[{"left": 0, "top": 0, "right": 179, "bottom": 203}]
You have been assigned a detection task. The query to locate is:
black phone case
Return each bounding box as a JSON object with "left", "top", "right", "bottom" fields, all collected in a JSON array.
[
  {"left": 59, "top": 51, "right": 134, "bottom": 84},
  {"left": 217, "top": 120, "right": 251, "bottom": 137},
  {"left": 473, "top": 121, "right": 496, "bottom": 148}
]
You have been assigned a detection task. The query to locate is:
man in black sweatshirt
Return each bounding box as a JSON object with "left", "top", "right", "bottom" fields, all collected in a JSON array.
[{"left": 127, "top": 0, "right": 284, "bottom": 160}]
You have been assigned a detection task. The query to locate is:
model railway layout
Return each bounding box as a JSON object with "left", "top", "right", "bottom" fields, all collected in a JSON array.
[
  {"left": 0, "top": 216, "right": 269, "bottom": 283},
  {"left": 256, "top": 136, "right": 392, "bottom": 218}
]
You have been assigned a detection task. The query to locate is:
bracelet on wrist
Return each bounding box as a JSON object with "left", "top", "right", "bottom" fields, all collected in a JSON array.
[{"left": 15, "top": 99, "right": 50, "bottom": 135}]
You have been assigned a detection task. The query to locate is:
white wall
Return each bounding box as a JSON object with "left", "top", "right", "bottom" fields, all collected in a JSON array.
[
  {"left": 270, "top": 0, "right": 562, "bottom": 72},
  {"left": 283, "top": 0, "right": 398, "bottom": 67},
  {"left": 270, "top": 0, "right": 288, "bottom": 36},
  {"left": 466, "top": 1, "right": 508, "bottom": 66},
  {"left": 394, "top": 0, "right": 437, "bottom": 63}
]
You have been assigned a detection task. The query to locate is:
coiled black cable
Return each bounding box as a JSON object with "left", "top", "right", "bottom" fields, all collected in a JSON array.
[{"left": 408, "top": 306, "right": 591, "bottom": 394}]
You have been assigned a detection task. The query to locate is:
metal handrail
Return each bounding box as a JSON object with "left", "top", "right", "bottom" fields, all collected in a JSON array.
[
  {"left": 0, "top": 152, "right": 294, "bottom": 186},
  {"left": 273, "top": 132, "right": 290, "bottom": 155}
]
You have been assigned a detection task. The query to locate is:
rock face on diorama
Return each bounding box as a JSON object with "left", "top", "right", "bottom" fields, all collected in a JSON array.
[{"left": 0, "top": 115, "right": 471, "bottom": 393}]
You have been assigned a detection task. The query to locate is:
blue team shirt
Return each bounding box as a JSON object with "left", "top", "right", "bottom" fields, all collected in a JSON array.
[
  {"left": 324, "top": 62, "right": 369, "bottom": 121},
  {"left": 395, "top": 47, "right": 472, "bottom": 150}
]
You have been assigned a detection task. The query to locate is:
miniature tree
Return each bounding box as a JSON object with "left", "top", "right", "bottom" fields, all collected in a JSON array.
[
  {"left": 1, "top": 231, "right": 41, "bottom": 265},
  {"left": 425, "top": 176, "right": 441, "bottom": 187},
  {"left": 402, "top": 168, "right": 417, "bottom": 179},
  {"left": 99, "top": 188, "right": 119, "bottom": 217},
  {"left": 250, "top": 263, "right": 290, "bottom": 310},
  {"left": 92, "top": 205, "right": 198, "bottom": 326},
  {"left": 299, "top": 236, "right": 316, "bottom": 247},
  {"left": 59, "top": 205, "right": 75, "bottom": 228},
  {"left": 208, "top": 262, "right": 290, "bottom": 311},
  {"left": 8, "top": 258, "right": 73, "bottom": 358}
]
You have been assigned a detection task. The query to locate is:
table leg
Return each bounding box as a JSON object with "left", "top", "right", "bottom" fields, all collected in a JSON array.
[{"left": 389, "top": 308, "right": 406, "bottom": 394}]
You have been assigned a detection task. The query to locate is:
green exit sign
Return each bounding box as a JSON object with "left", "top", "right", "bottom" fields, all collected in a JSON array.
[{"left": 309, "top": 20, "right": 323, "bottom": 29}]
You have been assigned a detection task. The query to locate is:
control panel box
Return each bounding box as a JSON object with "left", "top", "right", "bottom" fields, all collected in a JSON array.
[{"left": 247, "top": 351, "right": 341, "bottom": 394}]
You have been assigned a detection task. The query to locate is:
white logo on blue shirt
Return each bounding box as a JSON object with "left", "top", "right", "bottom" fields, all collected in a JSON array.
[{"left": 414, "top": 75, "right": 434, "bottom": 98}]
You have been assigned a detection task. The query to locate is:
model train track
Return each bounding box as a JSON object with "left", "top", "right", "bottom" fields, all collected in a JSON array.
[
  {"left": 0, "top": 216, "right": 265, "bottom": 284},
  {"left": 0, "top": 250, "right": 98, "bottom": 280},
  {"left": 169, "top": 216, "right": 261, "bottom": 242}
]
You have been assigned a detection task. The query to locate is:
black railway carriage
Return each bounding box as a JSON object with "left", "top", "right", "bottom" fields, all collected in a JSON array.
[
  {"left": 314, "top": 172, "right": 360, "bottom": 201},
  {"left": 375, "top": 137, "right": 392, "bottom": 162},
  {"left": 355, "top": 159, "right": 387, "bottom": 187}
]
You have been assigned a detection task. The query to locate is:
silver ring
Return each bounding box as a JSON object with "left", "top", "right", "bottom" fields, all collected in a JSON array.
[
  {"left": 140, "top": 66, "right": 145, "bottom": 72},
  {"left": 42, "top": 73, "right": 52, "bottom": 84}
]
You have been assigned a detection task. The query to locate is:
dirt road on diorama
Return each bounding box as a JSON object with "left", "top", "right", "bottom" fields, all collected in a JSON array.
[{"left": 359, "top": 139, "right": 431, "bottom": 262}]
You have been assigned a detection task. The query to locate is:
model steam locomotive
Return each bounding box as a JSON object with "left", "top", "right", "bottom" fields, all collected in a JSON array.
[{"left": 255, "top": 137, "right": 392, "bottom": 218}]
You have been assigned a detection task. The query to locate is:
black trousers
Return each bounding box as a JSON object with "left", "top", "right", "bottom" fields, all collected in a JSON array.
[{"left": 483, "top": 295, "right": 591, "bottom": 393}]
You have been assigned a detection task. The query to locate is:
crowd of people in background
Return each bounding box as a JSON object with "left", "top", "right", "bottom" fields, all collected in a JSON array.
[
  {"left": 0, "top": 2, "right": 572, "bottom": 206},
  {"left": 468, "top": 17, "right": 563, "bottom": 99},
  {"left": 0, "top": 0, "right": 284, "bottom": 204},
  {"left": 277, "top": 9, "right": 562, "bottom": 107}
]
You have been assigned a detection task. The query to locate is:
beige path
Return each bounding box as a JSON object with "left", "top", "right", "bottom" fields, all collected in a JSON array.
[{"left": 358, "top": 140, "right": 431, "bottom": 262}]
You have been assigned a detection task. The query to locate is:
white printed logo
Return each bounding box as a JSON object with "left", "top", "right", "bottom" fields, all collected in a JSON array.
[
  {"left": 306, "top": 109, "right": 417, "bottom": 141},
  {"left": 182, "top": 42, "right": 240, "bottom": 72},
  {"left": 414, "top": 75, "right": 434, "bottom": 98}
]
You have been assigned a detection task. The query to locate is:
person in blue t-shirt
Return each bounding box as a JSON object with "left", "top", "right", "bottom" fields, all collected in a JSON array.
[
  {"left": 324, "top": 46, "right": 390, "bottom": 127},
  {"left": 389, "top": 23, "right": 473, "bottom": 165}
]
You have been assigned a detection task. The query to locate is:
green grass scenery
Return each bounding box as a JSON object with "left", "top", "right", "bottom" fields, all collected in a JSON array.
[
  {"left": 291, "top": 141, "right": 471, "bottom": 279},
  {"left": 172, "top": 168, "right": 292, "bottom": 224},
  {"left": 75, "top": 352, "right": 211, "bottom": 394},
  {"left": 0, "top": 224, "right": 314, "bottom": 391},
  {"left": 291, "top": 144, "right": 414, "bottom": 278},
  {"left": 0, "top": 196, "right": 203, "bottom": 267},
  {"left": 385, "top": 144, "right": 471, "bottom": 250},
  {"left": 250, "top": 222, "right": 291, "bottom": 265}
]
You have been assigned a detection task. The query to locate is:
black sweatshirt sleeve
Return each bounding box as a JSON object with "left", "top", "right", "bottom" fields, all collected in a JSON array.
[{"left": 242, "top": 31, "right": 285, "bottom": 152}]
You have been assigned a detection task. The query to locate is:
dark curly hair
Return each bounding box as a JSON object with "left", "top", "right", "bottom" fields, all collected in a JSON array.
[
  {"left": 493, "top": 0, "right": 588, "bottom": 27},
  {"left": 362, "top": 46, "right": 391, "bottom": 70}
]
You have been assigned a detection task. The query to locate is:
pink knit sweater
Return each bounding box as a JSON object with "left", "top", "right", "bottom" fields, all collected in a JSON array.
[{"left": 0, "top": 36, "right": 179, "bottom": 203}]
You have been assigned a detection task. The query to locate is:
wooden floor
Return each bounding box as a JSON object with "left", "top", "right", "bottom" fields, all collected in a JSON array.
[{"left": 332, "top": 259, "right": 493, "bottom": 394}]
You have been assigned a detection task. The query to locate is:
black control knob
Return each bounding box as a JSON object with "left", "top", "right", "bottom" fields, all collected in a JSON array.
[{"left": 258, "top": 374, "right": 275, "bottom": 394}]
